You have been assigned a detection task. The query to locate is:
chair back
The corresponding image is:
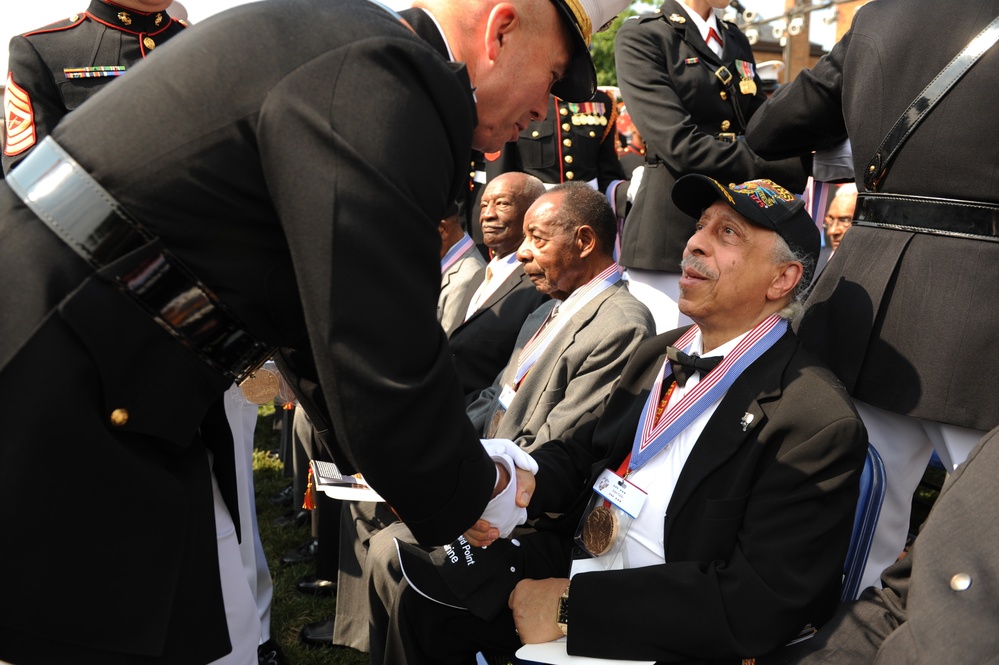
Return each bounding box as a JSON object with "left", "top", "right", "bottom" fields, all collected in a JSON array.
[{"left": 840, "top": 444, "right": 887, "bottom": 601}]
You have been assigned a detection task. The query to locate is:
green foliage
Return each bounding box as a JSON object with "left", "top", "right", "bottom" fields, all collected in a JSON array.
[
  {"left": 591, "top": 9, "right": 634, "bottom": 87},
  {"left": 592, "top": 2, "right": 659, "bottom": 86}
]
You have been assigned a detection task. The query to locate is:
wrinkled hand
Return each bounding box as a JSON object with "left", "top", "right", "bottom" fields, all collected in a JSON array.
[
  {"left": 467, "top": 466, "right": 535, "bottom": 547},
  {"left": 509, "top": 577, "right": 568, "bottom": 644}
]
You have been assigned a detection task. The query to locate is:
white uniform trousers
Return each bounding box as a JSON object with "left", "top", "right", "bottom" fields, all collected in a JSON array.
[{"left": 857, "top": 399, "right": 984, "bottom": 591}]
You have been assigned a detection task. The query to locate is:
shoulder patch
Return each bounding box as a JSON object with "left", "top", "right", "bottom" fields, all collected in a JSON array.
[{"left": 4, "top": 73, "right": 36, "bottom": 157}]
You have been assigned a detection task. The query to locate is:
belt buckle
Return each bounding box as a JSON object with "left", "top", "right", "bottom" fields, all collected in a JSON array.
[
  {"left": 714, "top": 66, "right": 733, "bottom": 86},
  {"left": 716, "top": 132, "right": 737, "bottom": 143}
]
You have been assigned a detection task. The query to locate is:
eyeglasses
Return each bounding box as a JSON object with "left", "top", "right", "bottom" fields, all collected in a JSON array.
[{"left": 824, "top": 215, "right": 853, "bottom": 230}]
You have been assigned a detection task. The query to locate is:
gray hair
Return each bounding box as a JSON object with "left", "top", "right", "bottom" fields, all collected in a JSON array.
[{"left": 771, "top": 235, "right": 814, "bottom": 322}]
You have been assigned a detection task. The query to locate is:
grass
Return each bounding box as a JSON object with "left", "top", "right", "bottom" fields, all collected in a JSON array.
[{"left": 252, "top": 406, "right": 367, "bottom": 665}]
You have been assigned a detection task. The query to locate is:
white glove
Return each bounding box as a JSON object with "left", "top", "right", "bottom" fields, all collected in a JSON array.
[
  {"left": 478, "top": 439, "right": 537, "bottom": 538},
  {"left": 481, "top": 438, "right": 539, "bottom": 474}
]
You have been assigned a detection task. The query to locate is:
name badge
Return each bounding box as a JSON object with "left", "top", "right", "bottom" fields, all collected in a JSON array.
[
  {"left": 592, "top": 468, "right": 647, "bottom": 518},
  {"left": 498, "top": 383, "right": 517, "bottom": 410}
]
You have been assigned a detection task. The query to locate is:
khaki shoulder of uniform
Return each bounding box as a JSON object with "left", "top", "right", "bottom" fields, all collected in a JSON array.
[{"left": 21, "top": 14, "right": 87, "bottom": 38}]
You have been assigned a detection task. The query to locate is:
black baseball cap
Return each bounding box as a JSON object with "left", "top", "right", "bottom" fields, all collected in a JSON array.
[
  {"left": 396, "top": 535, "right": 524, "bottom": 621},
  {"left": 672, "top": 175, "right": 821, "bottom": 280}
]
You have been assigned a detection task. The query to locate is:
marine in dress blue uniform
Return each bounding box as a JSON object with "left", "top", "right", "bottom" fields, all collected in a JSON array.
[{"left": 3, "top": 0, "right": 186, "bottom": 174}]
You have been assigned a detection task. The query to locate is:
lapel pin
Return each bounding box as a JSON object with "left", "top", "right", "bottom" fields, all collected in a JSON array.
[{"left": 740, "top": 412, "right": 754, "bottom": 432}]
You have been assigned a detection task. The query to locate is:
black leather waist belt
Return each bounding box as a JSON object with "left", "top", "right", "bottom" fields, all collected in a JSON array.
[
  {"left": 7, "top": 136, "right": 275, "bottom": 383},
  {"left": 854, "top": 192, "right": 999, "bottom": 242}
]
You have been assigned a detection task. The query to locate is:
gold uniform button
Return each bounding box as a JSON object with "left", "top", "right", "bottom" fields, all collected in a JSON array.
[
  {"left": 110, "top": 408, "right": 130, "bottom": 427},
  {"left": 566, "top": 171, "right": 575, "bottom": 180},
  {"left": 950, "top": 573, "right": 972, "bottom": 591},
  {"left": 563, "top": 138, "right": 572, "bottom": 147},
  {"left": 564, "top": 155, "right": 573, "bottom": 164},
  {"left": 560, "top": 107, "right": 569, "bottom": 116},
  {"left": 531, "top": 130, "right": 540, "bottom": 138},
  {"left": 70, "top": 14, "right": 80, "bottom": 21},
  {"left": 144, "top": 37, "right": 156, "bottom": 49},
  {"left": 721, "top": 120, "right": 731, "bottom": 131},
  {"left": 562, "top": 123, "right": 571, "bottom": 131},
  {"left": 589, "top": 131, "right": 596, "bottom": 138},
  {"left": 720, "top": 91, "right": 728, "bottom": 100}
]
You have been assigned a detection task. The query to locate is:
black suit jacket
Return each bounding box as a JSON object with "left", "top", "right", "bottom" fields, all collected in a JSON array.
[
  {"left": 0, "top": 1, "right": 496, "bottom": 662},
  {"left": 528, "top": 327, "right": 867, "bottom": 662},
  {"left": 448, "top": 264, "right": 549, "bottom": 397},
  {"left": 745, "top": 0, "right": 999, "bottom": 431},
  {"left": 615, "top": 1, "right": 807, "bottom": 272}
]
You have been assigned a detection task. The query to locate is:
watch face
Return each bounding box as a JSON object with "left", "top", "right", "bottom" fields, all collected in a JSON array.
[{"left": 557, "top": 595, "right": 570, "bottom": 625}]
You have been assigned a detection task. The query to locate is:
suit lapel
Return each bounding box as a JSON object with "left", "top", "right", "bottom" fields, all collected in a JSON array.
[
  {"left": 473, "top": 267, "right": 528, "bottom": 320},
  {"left": 664, "top": 333, "right": 795, "bottom": 520},
  {"left": 498, "top": 283, "right": 624, "bottom": 432}
]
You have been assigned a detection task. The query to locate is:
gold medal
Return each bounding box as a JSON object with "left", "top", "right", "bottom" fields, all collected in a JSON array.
[
  {"left": 239, "top": 367, "right": 280, "bottom": 404},
  {"left": 739, "top": 79, "right": 757, "bottom": 95},
  {"left": 582, "top": 505, "right": 619, "bottom": 556}
]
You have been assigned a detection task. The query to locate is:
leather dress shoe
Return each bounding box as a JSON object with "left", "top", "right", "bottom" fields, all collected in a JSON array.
[
  {"left": 296, "top": 574, "right": 337, "bottom": 597},
  {"left": 269, "top": 485, "right": 294, "bottom": 506},
  {"left": 257, "top": 639, "right": 286, "bottom": 665},
  {"left": 280, "top": 537, "right": 319, "bottom": 566},
  {"left": 299, "top": 617, "right": 342, "bottom": 649},
  {"left": 272, "top": 509, "right": 310, "bottom": 529}
]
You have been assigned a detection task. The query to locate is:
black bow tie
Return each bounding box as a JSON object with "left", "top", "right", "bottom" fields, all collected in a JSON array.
[{"left": 667, "top": 346, "right": 723, "bottom": 387}]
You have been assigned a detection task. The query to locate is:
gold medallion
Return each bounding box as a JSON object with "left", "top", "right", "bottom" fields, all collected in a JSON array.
[
  {"left": 582, "top": 505, "right": 619, "bottom": 556},
  {"left": 739, "top": 79, "right": 757, "bottom": 95},
  {"left": 240, "top": 367, "right": 280, "bottom": 404},
  {"left": 144, "top": 37, "right": 156, "bottom": 50}
]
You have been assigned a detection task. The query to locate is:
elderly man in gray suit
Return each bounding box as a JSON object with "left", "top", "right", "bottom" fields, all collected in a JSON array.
[
  {"left": 467, "top": 182, "right": 654, "bottom": 455},
  {"left": 438, "top": 203, "right": 486, "bottom": 334},
  {"left": 315, "top": 182, "right": 654, "bottom": 653}
]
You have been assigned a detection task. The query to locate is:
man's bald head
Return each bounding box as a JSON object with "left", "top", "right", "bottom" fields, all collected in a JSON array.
[{"left": 419, "top": 0, "right": 574, "bottom": 152}]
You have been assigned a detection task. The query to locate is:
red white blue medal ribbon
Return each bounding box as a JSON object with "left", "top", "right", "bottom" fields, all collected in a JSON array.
[
  {"left": 440, "top": 233, "right": 475, "bottom": 275},
  {"left": 513, "top": 264, "right": 622, "bottom": 386},
  {"left": 629, "top": 314, "right": 786, "bottom": 471}
]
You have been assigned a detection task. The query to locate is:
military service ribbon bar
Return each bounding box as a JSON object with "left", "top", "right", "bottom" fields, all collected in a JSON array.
[{"left": 64, "top": 66, "right": 126, "bottom": 79}]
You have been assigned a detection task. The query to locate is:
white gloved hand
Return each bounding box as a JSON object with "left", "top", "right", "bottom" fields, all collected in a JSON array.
[
  {"left": 478, "top": 439, "right": 537, "bottom": 538},
  {"left": 481, "top": 438, "right": 539, "bottom": 474}
]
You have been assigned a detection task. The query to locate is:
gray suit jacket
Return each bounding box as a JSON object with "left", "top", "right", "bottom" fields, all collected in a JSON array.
[
  {"left": 772, "top": 425, "right": 999, "bottom": 665},
  {"left": 438, "top": 243, "right": 486, "bottom": 335},
  {"left": 465, "top": 279, "right": 653, "bottom": 453}
]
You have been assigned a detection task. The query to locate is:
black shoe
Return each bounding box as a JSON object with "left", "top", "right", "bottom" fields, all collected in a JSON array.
[
  {"left": 257, "top": 639, "right": 286, "bottom": 665},
  {"left": 296, "top": 574, "right": 337, "bottom": 597},
  {"left": 299, "top": 617, "right": 341, "bottom": 649},
  {"left": 272, "top": 509, "right": 310, "bottom": 529},
  {"left": 269, "top": 485, "right": 294, "bottom": 506},
  {"left": 281, "top": 537, "right": 319, "bottom": 566}
]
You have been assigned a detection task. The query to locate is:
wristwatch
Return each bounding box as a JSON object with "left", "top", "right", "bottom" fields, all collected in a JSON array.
[{"left": 556, "top": 582, "right": 570, "bottom": 636}]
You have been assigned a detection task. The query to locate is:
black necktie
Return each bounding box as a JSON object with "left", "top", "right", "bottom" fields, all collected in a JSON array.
[{"left": 666, "top": 346, "right": 723, "bottom": 388}]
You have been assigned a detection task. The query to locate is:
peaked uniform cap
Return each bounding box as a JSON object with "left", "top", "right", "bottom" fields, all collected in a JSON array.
[{"left": 550, "top": 0, "right": 631, "bottom": 101}]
